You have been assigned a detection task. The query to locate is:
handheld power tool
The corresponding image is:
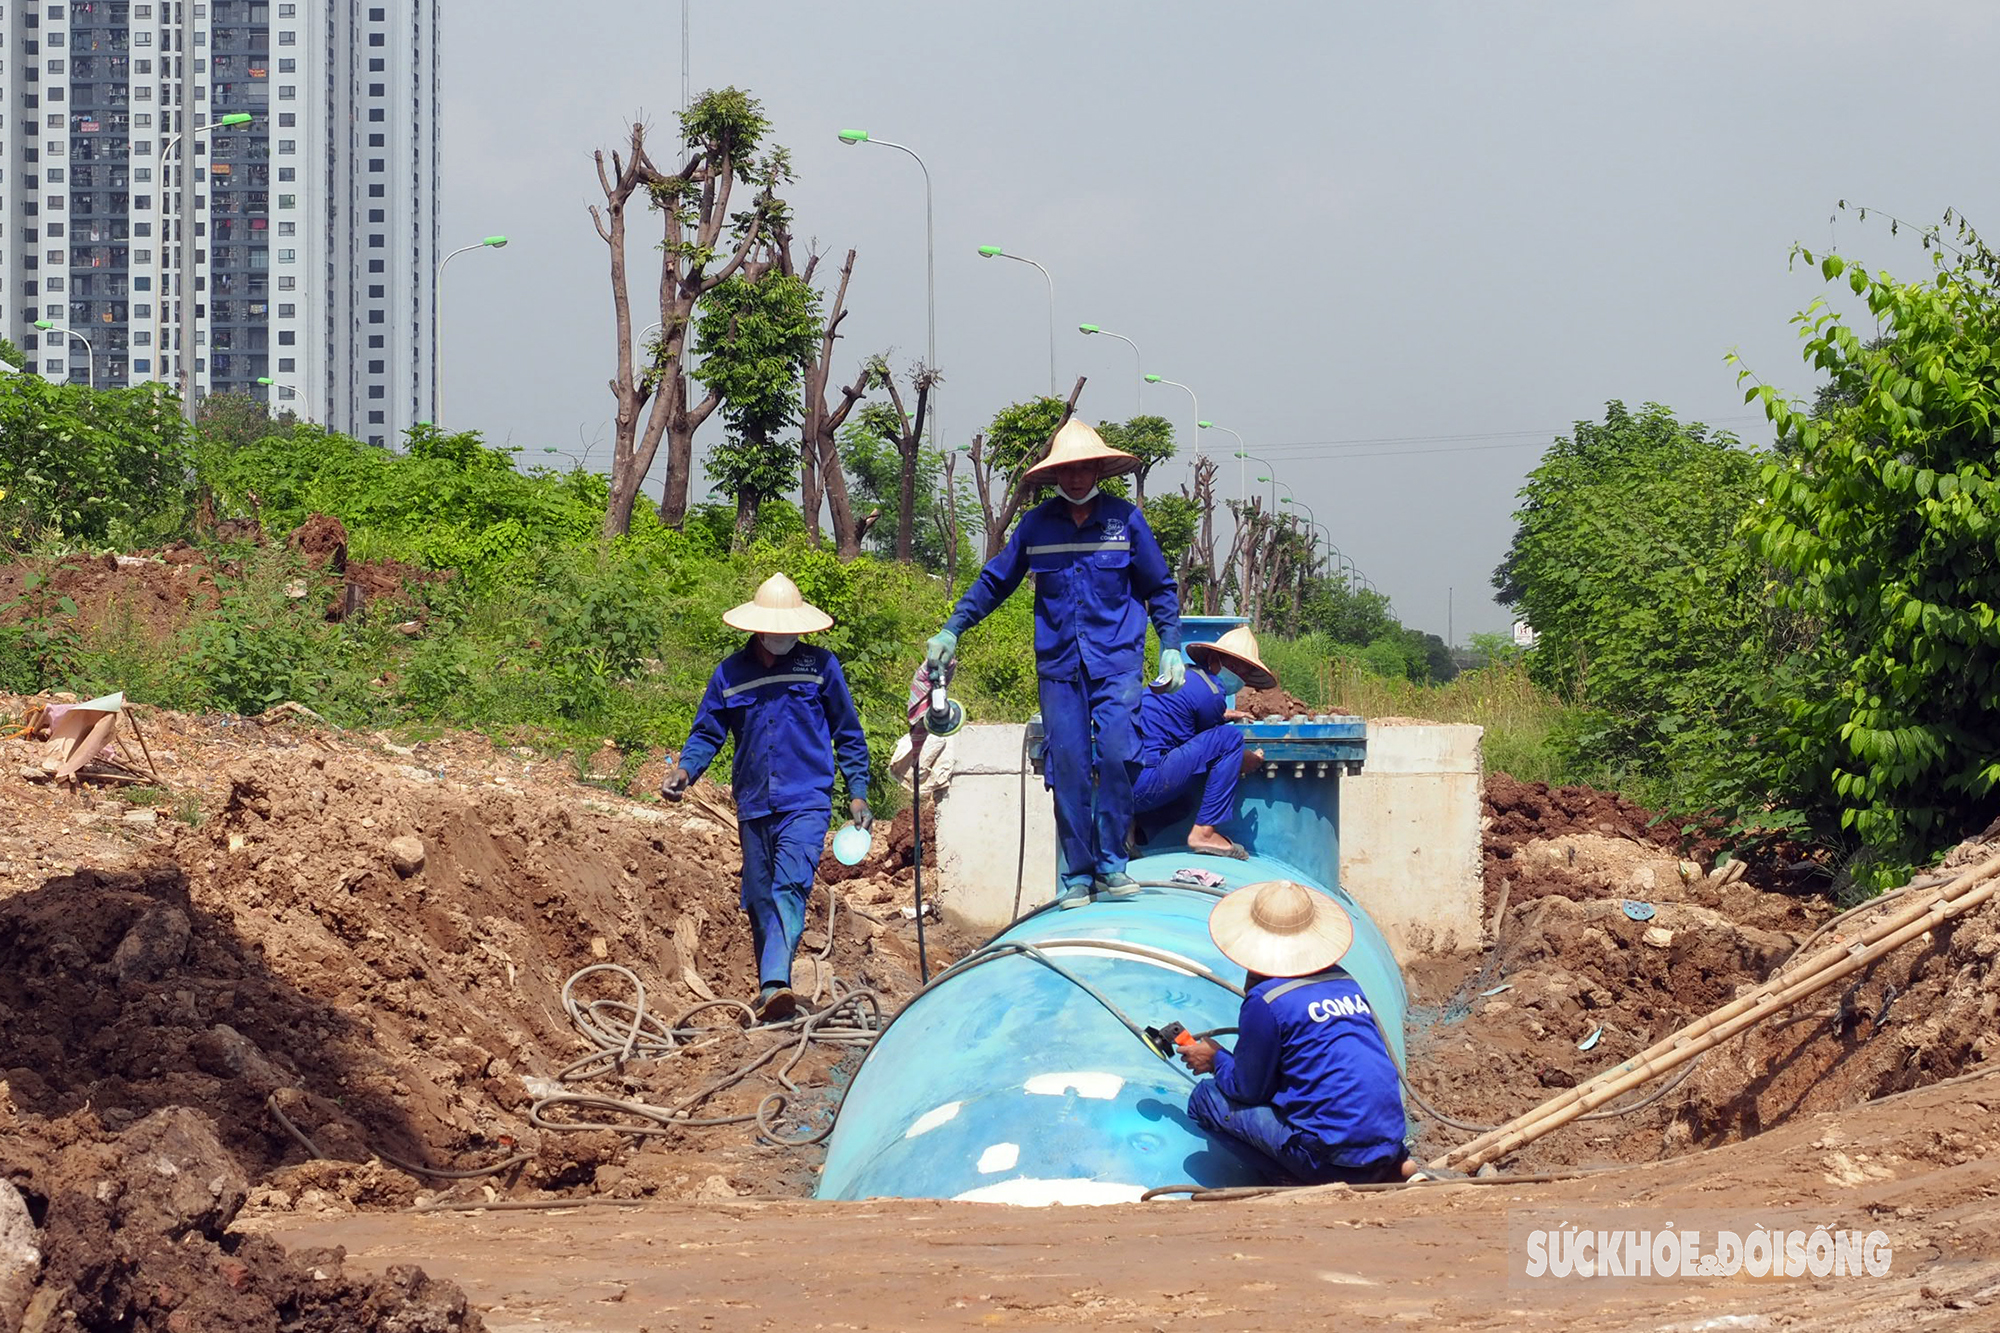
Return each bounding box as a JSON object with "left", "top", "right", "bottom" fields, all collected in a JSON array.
[
  {"left": 1142, "top": 1020, "right": 1199, "bottom": 1062},
  {"left": 923, "top": 664, "right": 966, "bottom": 737}
]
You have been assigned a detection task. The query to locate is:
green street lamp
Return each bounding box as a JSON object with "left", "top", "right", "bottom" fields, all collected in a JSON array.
[
  {"left": 33, "top": 320, "right": 93, "bottom": 389},
  {"left": 1143, "top": 374, "right": 1200, "bottom": 460},
  {"left": 1078, "top": 323, "right": 1142, "bottom": 414},
  {"left": 977, "top": 246, "right": 1056, "bottom": 395},
  {"left": 542, "top": 445, "right": 585, "bottom": 470},
  {"left": 162, "top": 112, "right": 258, "bottom": 421},
  {"left": 839, "top": 129, "right": 937, "bottom": 449},
  {"left": 433, "top": 235, "right": 510, "bottom": 427}
]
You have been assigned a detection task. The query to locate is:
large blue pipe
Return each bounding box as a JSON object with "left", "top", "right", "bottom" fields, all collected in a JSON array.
[{"left": 818, "top": 621, "right": 1404, "bottom": 1203}]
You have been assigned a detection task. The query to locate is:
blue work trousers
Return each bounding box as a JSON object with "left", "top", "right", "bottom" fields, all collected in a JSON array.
[
  {"left": 1187, "top": 1080, "right": 1406, "bottom": 1186},
  {"left": 1133, "top": 726, "right": 1244, "bottom": 828},
  {"left": 738, "top": 807, "right": 831, "bottom": 989},
  {"left": 1039, "top": 671, "right": 1141, "bottom": 887}
]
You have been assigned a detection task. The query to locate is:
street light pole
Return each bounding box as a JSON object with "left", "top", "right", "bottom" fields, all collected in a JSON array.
[
  {"left": 977, "top": 246, "right": 1055, "bottom": 396},
  {"left": 432, "top": 235, "right": 509, "bottom": 428},
  {"left": 255, "top": 375, "right": 310, "bottom": 421},
  {"left": 1238, "top": 451, "right": 1278, "bottom": 510},
  {"left": 1144, "top": 374, "right": 1200, "bottom": 457},
  {"left": 838, "top": 130, "right": 937, "bottom": 452},
  {"left": 1201, "top": 422, "right": 1251, "bottom": 510},
  {"left": 33, "top": 321, "right": 94, "bottom": 389},
  {"left": 1078, "top": 324, "right": 1142, "bottom": 416},
  {"left": 164, "top": 111, "right": 254, "bottom": 426}
]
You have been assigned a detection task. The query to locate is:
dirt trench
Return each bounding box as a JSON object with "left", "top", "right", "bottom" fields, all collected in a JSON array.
[
  {"left": 0, "top": 705, "right": 957, "bottom": 1330},
  {"left": 1404, "top": 774, "right": 2000, "bottom": 1174}
]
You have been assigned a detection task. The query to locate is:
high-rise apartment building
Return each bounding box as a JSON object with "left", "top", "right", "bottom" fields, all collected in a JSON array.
[{"left": 0, "top": 0, "right": 438, "bottom": 445}]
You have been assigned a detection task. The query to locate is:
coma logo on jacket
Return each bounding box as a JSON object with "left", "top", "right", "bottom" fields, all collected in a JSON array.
[{"left": 1307, "top": 995, "right": 1373, "bottom": 1023}]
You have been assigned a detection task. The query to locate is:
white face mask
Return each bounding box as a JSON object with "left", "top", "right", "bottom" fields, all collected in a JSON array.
[
  {"left": 1059, "top": 480, "right": 1100, "bottom": 505},
  {"left": 760, "top": 634, "right": 799, "bottom": 656}
]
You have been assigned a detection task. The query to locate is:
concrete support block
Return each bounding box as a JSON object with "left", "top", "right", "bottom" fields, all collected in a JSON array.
[
  {"left": 934, "top": 724, "right": 1058, "bottom": 932},
  {"left": 1339, "top": 722, "right": 1485, "bottom": 964}
]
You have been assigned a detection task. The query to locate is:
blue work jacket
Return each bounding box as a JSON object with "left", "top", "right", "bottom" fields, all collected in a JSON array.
[
  {"left": 1211, "top": 968, "right": 1407, "bottom": 1165},
  {"left": 945, "top": 495, "right": 1182, "bottom": 681},
  {"left": 1138, "top": 668, "right": 1228, "bottom": 767},
  {"left": 678, "top": 643, "right": 870, "bottom": 821}
]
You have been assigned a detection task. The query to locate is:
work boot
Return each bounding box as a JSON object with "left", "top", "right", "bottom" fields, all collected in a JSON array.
[
  {"left": 1056, "top": 875, "right": 1096, "bottom": 910},
  {"left": 1092, "top": 872, "right": 1140, "bottom": 900},
  {"left": 754, "top": 984, "right": 799, "bottom": 1024}
]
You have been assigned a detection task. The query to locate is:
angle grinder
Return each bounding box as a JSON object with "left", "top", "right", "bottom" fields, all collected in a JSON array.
[
  {"left": 1142, "top": 1020, "right": 1199, "bottom": 1062},
  {"left": 923, "top": 664, "right": 966, "bottom": 737}
]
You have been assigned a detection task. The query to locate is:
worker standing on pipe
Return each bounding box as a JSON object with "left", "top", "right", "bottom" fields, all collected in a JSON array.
[
  {"left": 663, "top": 573, "right": 872, "bottom": 1023},
  {"left": 1180, "top": 880, "right": 1416, "bottom": 1185},
  {"left": 1132, "top": 625, "right": 1274, "bottom": 859},
  {"left": 925, "top": 420, "right": 1184, "bottom": 901}
]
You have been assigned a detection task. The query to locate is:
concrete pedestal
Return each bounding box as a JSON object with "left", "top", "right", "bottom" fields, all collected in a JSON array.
[{"left": 932, "top": 720, "right": 1487, "bottom": 959}]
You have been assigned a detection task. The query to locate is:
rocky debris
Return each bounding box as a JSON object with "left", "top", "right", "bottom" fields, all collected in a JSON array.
[
  {"left": 0, "top": 1179, "right": 38, "bottom": 1328},
  {"left": 0, "top": 1107, "right": 481, "bottom": 1332},
  {"left": 387, "top": 835, "right": 427, "bottom": 877},
  {"left": 287, "top": 514, "right": 350, "bottom": 574},
  {"left": 110, "top": 904, "right": 192, "bottom": 988}
]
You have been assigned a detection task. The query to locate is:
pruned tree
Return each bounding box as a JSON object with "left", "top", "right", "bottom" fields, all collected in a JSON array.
[
  {"left": 1096, "top": 415, "right": 1177, "bottom": 504},
  {"left": 864, "top": 354, "right": 939, "bottom": 563},
  {"left": 1178, "top": 454, "right": 1222, "bottom": 613},
  {"left": 790, "top": 246, "right": 873, "bottom": 556},
  {"left": 592, "top": 89, "right": 789, "bottom": 538},
  {"left": 694, "top": 256, "right": 820, "bottom": 546},
  {"left": 966, "top": 381, "right": 1083, "bottom": 559}
]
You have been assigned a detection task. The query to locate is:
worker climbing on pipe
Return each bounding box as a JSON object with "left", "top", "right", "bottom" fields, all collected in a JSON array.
[
  {"left": 925, "top": 419, "right": 1184, "bottom": 903},
  {"left": 1179, "top": 879, "right": 1417, "bottom": 1185},
  {"left": 1132, "top": 625, "right": 1274, "bottom": 859},
  {"left": 663, "top": 573, "right": 872, "bottom": 1024}
]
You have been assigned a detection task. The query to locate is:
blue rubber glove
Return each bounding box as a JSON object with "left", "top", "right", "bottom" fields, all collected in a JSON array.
[
  {"left": 924, "top": 629, "right": 959, "bottom": 671},
  {"left": 1158, "top": 648, "right": 1186, "bottom": 691}
]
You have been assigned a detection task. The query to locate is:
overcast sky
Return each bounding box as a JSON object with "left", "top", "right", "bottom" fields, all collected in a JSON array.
[{"left": 439, "top": 0, "right": 2000, "bottom": 642}]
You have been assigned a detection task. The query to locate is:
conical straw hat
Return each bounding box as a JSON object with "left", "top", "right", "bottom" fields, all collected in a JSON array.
[
  {"left": 1188, "top": 626, "right": 1278, "bottom": 690},
  {"left": 721, "top": 573, "right": 835, "bottom": 635},
  {"left": 1021, "top": 418, "right": 1141, "bottom": 489},
  {"left": 1209, "top": 879, "right": 1354, "bottom": 978}
]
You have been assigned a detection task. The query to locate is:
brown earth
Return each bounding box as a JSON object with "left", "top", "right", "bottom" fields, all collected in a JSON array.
[
  {"left": 253, "top": 1064, "right": 2000, "bottom": 1330},
  {"left": 0, "top": 693, "right": 955, "bottom": 1329},
  {"left": 1232, "top": 683, "right": 1348, "bottom": 719},
  {"left": 0, "top": 1106, "right": 481, "bottom": 1332},
  {"left": 1403, "top": 774, "right": 2000, "bottom": 1178},
  {"left": 0, "top": 518, "right": 447, "bottom": 641}
]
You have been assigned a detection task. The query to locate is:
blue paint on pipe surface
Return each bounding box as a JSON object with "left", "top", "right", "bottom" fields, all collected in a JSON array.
[{"left": 816, "top": 844, "right": 1407, "bottom": 1202}]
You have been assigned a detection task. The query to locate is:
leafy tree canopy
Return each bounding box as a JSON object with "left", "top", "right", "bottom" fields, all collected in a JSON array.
[{"left": 1741, "top": 212, "right": 2000, "bottom": 871}]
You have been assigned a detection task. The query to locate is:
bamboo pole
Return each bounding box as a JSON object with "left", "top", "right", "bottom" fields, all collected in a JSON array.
[{"left": 1431, "top": 853, "right": 2000, "bottom": 1172}]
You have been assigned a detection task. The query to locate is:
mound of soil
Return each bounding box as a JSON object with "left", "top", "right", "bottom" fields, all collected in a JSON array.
[
  {"left": 0, "top": 1105, "right": 480, "bottom": 1332},
  {"left": 287, "top": 514, "right": 349, "bottom": 574},
  {"left": 1410, "top": 790, "right": 2000, "bottom": 1175},
  {"left": 0, "top": 553, "right": 221, "bottom": 640},
  {"left": 0, "top": 736, "right": 948, "bottom": 1235},
  {"left": 1233, "top": 684, "right": 1348, "bottom": 720}
]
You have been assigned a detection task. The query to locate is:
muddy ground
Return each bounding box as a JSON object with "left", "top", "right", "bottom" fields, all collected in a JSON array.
[
  {"left": 0, "top": 693, "right": 959, "bottom": 1330},
  {"left": 7, "top": 691, "right": 2000, "bottom": 1329}
]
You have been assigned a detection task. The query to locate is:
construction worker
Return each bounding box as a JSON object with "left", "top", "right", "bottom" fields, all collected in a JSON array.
[
  {"left": 664, "top": 574, "right": 872, "bottom": 1023},
  {"left": 925, "top": 419, "right": 1184, "bottom": 901},
  {"left": 1133, "top": 626, "right": 1276, "bottom": 858},
  {"left": 1180, "top": 879, "right": 1416, "bottom": 1185}
]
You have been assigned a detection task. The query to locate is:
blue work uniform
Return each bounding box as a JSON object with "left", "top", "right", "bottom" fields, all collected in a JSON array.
[
  {"left": 677, "top": 643, "right": 870, "bottom": 988},
  {"left": 1187, "top": 968, "right": 1408, "bottom": 1185},
  {"left": 1133, "top": 669, "right": 1245, "bottom": 829},
  {"left": 945, "top": 494, "right": 1181, "bottom": 887}
]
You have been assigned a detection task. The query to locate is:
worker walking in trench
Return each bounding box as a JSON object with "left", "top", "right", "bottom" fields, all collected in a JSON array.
[
  {"left": 1132, "top": 625, "right": 1275, "bottom": 859},
  {"left": 925, "top": 419, "right": 1184, "bottom": 902},
  {"left": 1179, "top": 879, "right": 1417, "bottom": 1185},
  {"left": 663, "top": 573, "right": 872, "bottom": 1023}
]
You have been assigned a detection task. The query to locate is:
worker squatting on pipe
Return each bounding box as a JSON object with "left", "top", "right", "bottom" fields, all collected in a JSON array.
[
  {"left": 661, "top": 573, "right": 873, "bottom": 1024},
  {"left": 925, "top": 419, "right": 1186, "bottom": 901},
  {"left": 1133, "top": 625, "right": 1279, "bottom": 860},
  {"left": 1181, "top": 879, "right": 1417, "bottom": 1185}
]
